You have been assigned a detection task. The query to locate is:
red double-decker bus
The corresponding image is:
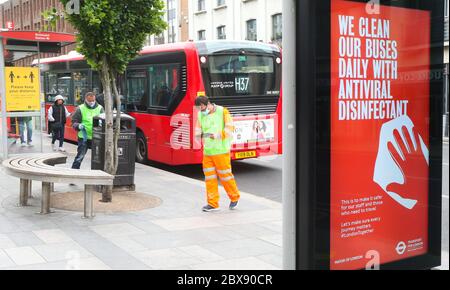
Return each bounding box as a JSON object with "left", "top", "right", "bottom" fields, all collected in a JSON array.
[{"left": 37, "top": 41, "right": 282, "bottom": 165}]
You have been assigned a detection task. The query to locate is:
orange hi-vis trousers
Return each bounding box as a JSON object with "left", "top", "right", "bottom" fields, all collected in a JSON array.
[{"left": 202, "top": 153, "right": 240, "bottom": 209}]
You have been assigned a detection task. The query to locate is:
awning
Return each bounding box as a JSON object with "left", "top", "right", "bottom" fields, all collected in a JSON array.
[{"left": 0, "top": 30, "right": 76, "bottom": 63}]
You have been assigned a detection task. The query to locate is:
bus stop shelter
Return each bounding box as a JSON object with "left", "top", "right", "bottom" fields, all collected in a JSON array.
[
  {"left": 0, "top": 31, "right": 75, "bottom": 160},
  {"left": 282, "top": 0, "right": 444, "bottom": 270}
]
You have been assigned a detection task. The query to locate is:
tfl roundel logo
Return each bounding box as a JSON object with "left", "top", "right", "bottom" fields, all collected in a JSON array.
[{"left": 396, "top": 241, "right": 407, "bottom": 255}]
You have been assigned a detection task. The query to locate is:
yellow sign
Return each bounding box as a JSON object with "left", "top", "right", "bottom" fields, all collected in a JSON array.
[{"left": 5, "top": 67, "right": 40, "bottom": 111}]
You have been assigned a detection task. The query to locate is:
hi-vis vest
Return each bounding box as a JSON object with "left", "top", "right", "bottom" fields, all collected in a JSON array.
[
  {"left": 199, "top": 106, "right": 231, "bottom": 156},
  {"left": 78, "top": 104, "right": 102, "bottom": 140}
]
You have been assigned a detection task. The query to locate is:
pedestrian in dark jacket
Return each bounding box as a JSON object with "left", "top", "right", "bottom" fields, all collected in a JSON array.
[{"left": 48, "top": 95, "right": 71, "bottom": 152}]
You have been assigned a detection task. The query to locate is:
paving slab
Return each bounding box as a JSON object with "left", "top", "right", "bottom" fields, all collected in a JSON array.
[{"left": 0, "top": 140, "right": 282, "bottom": 270}]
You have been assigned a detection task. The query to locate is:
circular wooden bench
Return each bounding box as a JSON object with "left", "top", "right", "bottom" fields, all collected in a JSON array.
[{"left": 2, "top": 153, "right": 114, "bottom": 218}]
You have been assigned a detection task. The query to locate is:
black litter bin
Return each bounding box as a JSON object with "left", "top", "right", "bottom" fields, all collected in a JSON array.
[{"left": 91, "top": 113, "right": 136, "bottom": 187}]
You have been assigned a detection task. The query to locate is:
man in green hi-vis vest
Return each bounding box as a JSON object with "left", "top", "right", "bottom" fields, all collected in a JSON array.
[
  {"left": 71, "top": 92, "right": 104, "bottom": 170},
  {"left": 195, "top": 96, "right": 240, "bottom": 212}
]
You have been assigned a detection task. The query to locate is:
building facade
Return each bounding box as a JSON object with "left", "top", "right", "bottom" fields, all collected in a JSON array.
[
  {"left": 0, "top": 0, "right": 78, "bottom": 65},
  {"left": 146, "top": 0, "right": 190, "bottom": 46},
  {"left": 1, "top": 0, "right": 189, "bottom": 65},
  {"left": 188, "top": 0, "right": 282, "bottom": 45},
  {"left": 0, "top": 0, "right": 76, "bottom": 33}
]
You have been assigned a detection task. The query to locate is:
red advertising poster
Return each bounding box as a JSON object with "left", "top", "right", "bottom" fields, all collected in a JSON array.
[{"left": 330, "top": 0, "right": 431, "bottom": 270}]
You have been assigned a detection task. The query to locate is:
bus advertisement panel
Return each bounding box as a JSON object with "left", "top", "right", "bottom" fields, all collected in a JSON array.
[{"left": 330, "top": 0, "right": 431, "bottom": 269}]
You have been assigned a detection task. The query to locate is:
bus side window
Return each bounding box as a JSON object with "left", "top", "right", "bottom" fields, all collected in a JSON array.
[
  {"left": 148, "top": 64, "right": 180, "bottom": 108},
  {"left": 57, "top": 73, "right": 72, "bottom": 105},
  {"left": 45, "top": 73, "right": 58, "bottom": 103},
  {"left": 73, "top": 71, "right": 89, "bottom": 105},
  {"left": 126, "top": 70, "right": 148, "bottom": 112},
  {"left": 91, "top": 72, "right": 105, "bottom": 107},
  {"left": 92, "top": 72, "right": 103, "bottom": 96}
]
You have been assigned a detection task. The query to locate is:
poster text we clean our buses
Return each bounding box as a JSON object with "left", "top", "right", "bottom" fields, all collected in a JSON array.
[{"left": 337, "top": 16, "right": 408, "bottom": 121}]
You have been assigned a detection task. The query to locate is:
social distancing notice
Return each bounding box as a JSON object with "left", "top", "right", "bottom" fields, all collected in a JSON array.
[{"left": 5, "top": 67, "right": 40, "bottom": 112}]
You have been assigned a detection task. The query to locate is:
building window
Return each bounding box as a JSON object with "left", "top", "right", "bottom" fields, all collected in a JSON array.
[
  {"left": 198, "top": 30, "right": 206, "bottom": 41},
  {"left": 167, "top": 0, "right": 177, "bottom": 43},
  {"left": 246, "top": 19, "right": 257, "bottom": 41},
  {"left": 217, "top": 26, "right": 226, "bottom": 40},
  {"left": 217, "top": 0, "right": 225, "bottom": 6},
  {"left": 272, "top": 13, "right": 282, "bottom": 43},
  {"left": 145, "top": 35, "right": 152, "bottom": 46},
  {"left": 198, "top": 0, "right": 206, "bottom": 11},
  {"left": 168, "top": 24, "right": 176, "bottom": 43},
  {"left": 155, "top": 33, "right": 165, "bottom": 45}
]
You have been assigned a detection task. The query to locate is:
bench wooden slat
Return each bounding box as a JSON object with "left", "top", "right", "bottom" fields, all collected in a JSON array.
[
  {"left": 6, "top": 156, "right": 112, "bottom": 179},
  {"left": 30, "top": 158, "right": 110, "bottom": 177},
  {"left": 2, "top": 153, "right": 114, "bottom": 185}
]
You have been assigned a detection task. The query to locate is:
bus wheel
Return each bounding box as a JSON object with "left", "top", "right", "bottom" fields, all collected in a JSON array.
[{"left": 136, "top": 131, "right": 148, "bottom": 164}]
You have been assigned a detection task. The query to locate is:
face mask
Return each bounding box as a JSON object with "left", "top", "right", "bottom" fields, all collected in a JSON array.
[
  {"left": 87, "top": 101, "right": 96, "bottom": 108},
  {"left": 202, "top": 109, "right": 210, "bottom": 116}
]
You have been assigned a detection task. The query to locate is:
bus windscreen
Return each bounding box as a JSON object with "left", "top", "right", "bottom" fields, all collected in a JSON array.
[{"left": 202, "top": 54, "right": 280, "bottom": 97}]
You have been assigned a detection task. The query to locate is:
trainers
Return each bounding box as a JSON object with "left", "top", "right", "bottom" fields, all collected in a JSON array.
[
  {"left": 27, "top": 142, "right": 34, "bottom": 147},
  {"left": 58, "top": 147, "right": 66, "bottom": 152},
  {"left": 202, "top": 205, "right": 220, "bottom": 212},
  {"left": 21, "top": 143, "right": 27, "bottom": 147},
  {"left": 229, "top": 201, "right": 239, "bottom": 210},
  {"left": 52, "top": 144, "right": 58, "bottom": 151}
]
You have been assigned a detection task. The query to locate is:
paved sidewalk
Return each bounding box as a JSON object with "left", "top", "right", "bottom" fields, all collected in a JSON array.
[
  {"left": 0, "top": 137, "right": 282, "bottom": 270},
  {"left": 1, "top": 135, "right": 448, "bottom": 270}
]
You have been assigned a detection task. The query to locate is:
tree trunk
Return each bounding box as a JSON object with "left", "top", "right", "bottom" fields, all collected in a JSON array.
[
  {"left": 99, "top": 57, "right": 114, "bottom": 203},
  {"left": 110, "top": 71, "right": 122, "bottom": 173}
]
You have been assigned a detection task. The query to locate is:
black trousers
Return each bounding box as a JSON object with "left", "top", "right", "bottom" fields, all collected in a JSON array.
[{"left": 51, "top": 124, "right": 65, "bottom": 148}]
